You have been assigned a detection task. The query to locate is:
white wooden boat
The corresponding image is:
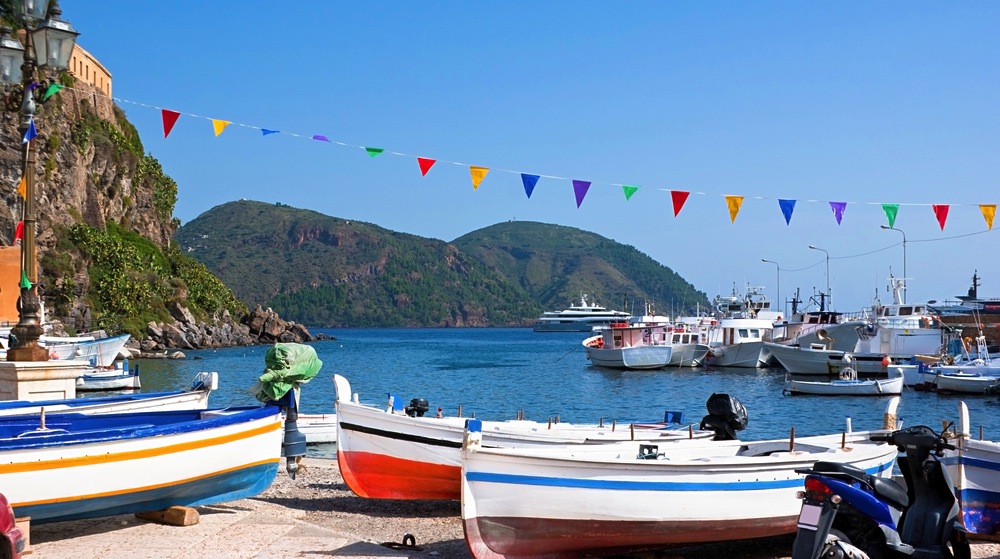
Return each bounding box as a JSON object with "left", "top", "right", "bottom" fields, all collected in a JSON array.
[
  {"left": 934, "top": 371, "right": 1000, "bottom": 394},
  {"left": 43, "top": 333, "right": 131, "bottom": 367},
  {"left": 0, "top": 372, "right": 217, "bottom": 416},
  {"left": 665, "top": 327, "right": 710, "bottom": 367},
  {"left": 1, "top": 405, "right": 282, "bottom": 523},
  {"left": 297, "top": 413, "right": 337, "bottom": 444},
  {"left": 944, "top": 401, "right": 1000, "bottom": 538},
  {"left": 700, "top": 286, "right": 779, "bottom": 368},
  {"left": 782, "top": 366, "right": 903, "bottom": 396},
  {"left": 76, "top": 362, "right": 140, "bottom": 391},
  {"left": 460, "top": 410, "right": 898, "bottom": 559},
  {"left": 582, "top": 322, "right": 673, "bottom": 369},
  {"left": 334, "top": 374, "right": 713, "bottom": 500}
]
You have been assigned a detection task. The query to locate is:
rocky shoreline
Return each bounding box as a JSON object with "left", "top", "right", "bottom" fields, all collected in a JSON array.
[{"left": 114, "top": 303, "right": 333, "bottom": 355}]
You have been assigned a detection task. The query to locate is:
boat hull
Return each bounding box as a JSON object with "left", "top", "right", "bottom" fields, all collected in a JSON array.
[
  {"left": 783, "top": 375, "right": 903, "bottom": 396},
  {"left": 707, "top": 341, "right": 765, "bottom": 368},
  {"left": 333, "top": 375, "right": 711, "bottom": 500},
  {"left": 945, "top": 402, "right": 1000, "bottom": 538},
  {"left": 584, "top": 342, "right": 672, "bottom": 370},
  {"left": 1, "top": 406, "right": 282, "bottom": 523},
  {"left": 44, "top": 333, "right": 131, "bottom": 367},
  {"left": 460, "top": 430, "right": 897, "bottom": 559},
  {"left": 935, "top": 373, "right": 1000, "bottom": 394}
]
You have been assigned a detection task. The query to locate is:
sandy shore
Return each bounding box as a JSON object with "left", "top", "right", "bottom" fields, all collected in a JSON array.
[{"left": 253, "top": 457, "right": 1000, "bottom": 559}]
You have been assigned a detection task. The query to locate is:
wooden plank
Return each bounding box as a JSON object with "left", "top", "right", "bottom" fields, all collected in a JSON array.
[{"left": 135, "top": 506, "right": 200, "bottom": 526}]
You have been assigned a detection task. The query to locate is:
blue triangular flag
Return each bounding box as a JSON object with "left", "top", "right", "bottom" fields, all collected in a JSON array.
[
  {"left": 778, "top": 199, "right": 796, "bottom": 225},
  {"left": 22, "top": 117, "right": 37, "bottom": 144},
  {"left": 521, "top": 174, "right": 540, "bottom": 198},
  {"left": 262, "top": 129, "right": 280, "bottom": 136}
]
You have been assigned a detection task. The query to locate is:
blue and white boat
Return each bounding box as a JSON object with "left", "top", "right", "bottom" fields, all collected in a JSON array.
[
  {"left": 944, "top": 402, "right": 1000, "bottom": 539},
  {"left": 0, "top": 405, "right": 283, "bottom": 523}
]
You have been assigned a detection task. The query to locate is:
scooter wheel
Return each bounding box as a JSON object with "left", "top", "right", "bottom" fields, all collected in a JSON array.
[{"left": 821, "top": 534, "right": 870, "bottom": 559}]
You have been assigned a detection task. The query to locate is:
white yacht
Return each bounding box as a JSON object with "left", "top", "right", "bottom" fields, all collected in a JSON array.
[{"left": 532, "top": 294, "right": 630, "bottom": 332}]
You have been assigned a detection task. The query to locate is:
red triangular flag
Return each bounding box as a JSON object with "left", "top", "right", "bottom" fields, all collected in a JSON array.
[
  {"left": 670, "top": 191, "right": 690, "bottom": 217},
  {"left": 932, "top": 204, "right": 950, "bottom": 230},
  {"left": 417, "top": 157, "right": 436, "bottom": 176},
  {"left": 161, "top": 109, "right": 181, "bottom": 138}
]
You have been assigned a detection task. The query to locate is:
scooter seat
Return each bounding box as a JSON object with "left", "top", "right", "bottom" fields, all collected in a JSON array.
[
  {"left": 871, "top": 476, "right": 908, "bottom": 510},
  {"left": 811, "top": 461, "right": 869, "bottom": 482}
]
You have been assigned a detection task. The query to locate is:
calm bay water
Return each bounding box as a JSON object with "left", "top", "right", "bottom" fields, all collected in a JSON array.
[{"left": 132, "top": 328, "right": 1000, "bottom": 444}]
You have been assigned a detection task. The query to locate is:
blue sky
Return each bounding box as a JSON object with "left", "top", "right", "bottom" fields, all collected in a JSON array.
[{"left": 61, "top": 2, "right": 1000, "bottom": 314}]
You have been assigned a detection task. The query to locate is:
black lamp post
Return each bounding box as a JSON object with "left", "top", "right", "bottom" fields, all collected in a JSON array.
[
  {"left": 808, "top": 245, "right": 831, "bottom": 309},
  {"left": 0, "top": 0, "right": 78, "bottom": 361}
]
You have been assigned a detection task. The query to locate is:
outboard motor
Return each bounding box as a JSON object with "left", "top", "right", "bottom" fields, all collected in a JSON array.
[
  {"left": 405, "top": 398, "right": 430, "bottom": 417},
  {"left": 699, "top": 393, "right": 748, "bottom": 441}
]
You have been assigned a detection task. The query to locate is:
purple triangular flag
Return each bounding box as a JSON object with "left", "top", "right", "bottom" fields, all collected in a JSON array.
[
  {"left": 829, "top": 201, "right": 847, "bottom": 224},
  {"left": 572, "top": 180, "right": 591, "bottom": 208},
  {"left": 312, "top": 135, "right": 330, "bottom": 142},
  {"left": 521, "top": 174, "right": 540, "bottom": 198}
]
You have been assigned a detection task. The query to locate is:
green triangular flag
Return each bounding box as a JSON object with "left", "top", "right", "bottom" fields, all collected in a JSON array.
[
  {"left": 42, "top": 83, "right": 64, "bottom": 101},
  {"left": 365, "top": 147, "right": 384, "bottom": 158},
  {"left": 882, "top": 203, "right": 899, "bottom": 228},
  {"left": 622, "top": 185, "right": 639, "bottom": 201},
  {"left": 19, "top": 270, "right": 31, "bottom": 289}
]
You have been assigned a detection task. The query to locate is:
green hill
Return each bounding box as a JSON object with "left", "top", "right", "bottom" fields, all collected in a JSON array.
[{"left": 175, "top": 201, "right": 709, "bottom": 327}]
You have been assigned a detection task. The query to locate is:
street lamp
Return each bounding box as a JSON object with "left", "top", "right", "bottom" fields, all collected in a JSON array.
[
  {"left": 880, "top": 225, "right": 906, "bottom": 300},
  {"left": 761, "top": 258, "right": 780, "bottom": 315},
  {"left": 808, "top": 245, "right": 831, "bottom": 309},
  {"left": 0, "top": 0, "right": 79, "bottom": 361}
]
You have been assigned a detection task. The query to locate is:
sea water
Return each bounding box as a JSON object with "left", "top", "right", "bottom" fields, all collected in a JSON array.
[{"left": 132, "top": 328, "right": 1000, "bottom": 448}]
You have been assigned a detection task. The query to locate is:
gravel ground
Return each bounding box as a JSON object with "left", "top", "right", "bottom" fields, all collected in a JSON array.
[{"left": 256, "top": 457, "right": 1000, "bottom": 559}]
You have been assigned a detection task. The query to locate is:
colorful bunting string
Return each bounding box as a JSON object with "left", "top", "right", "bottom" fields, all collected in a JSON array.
[{"left": 71, "top": 92, "right": 995, "bottom": 226}]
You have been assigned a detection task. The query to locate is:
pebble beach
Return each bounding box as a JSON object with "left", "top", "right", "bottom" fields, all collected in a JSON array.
[{"left": 26, "top": 457, "right": 1000, "bottom": 558}]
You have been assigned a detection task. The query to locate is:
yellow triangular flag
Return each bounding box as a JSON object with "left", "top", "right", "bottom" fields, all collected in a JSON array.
[
  {"left": 212, "top": 119, "right": 232, "bottom": 137},
  {"left": 470, "top": 166, "right": 489, "bottom": 190},
  {"left": 981, "top": 204, "right": 996, "bottom": 230},
  {"left": 725, "top": 195, "right": 744, "bottom": 223},
  {"left": 17, "top": 175, "right": 26, "bottom": 199}
]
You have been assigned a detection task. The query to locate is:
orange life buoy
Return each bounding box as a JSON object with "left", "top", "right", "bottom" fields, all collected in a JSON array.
[{"left": 596, "top": 339, "right": 604, "bottom": 348}]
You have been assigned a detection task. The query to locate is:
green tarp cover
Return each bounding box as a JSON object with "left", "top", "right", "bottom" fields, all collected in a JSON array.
[{"left": 252, "top": 343, "right": 323, "bottom": 403}]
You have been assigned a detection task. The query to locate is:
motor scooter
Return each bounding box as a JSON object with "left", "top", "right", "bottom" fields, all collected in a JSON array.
[{"left": 791, "top": 424, "right": 970, "bottom": 559}]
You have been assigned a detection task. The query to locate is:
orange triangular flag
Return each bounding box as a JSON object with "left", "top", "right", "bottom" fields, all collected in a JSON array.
[
  {"left": 932, "top": 204, "right": 949, "bottom": 230},
  {"left": 417, "top": 157, "right": 436, "bottom": 176},
  {"left": 17, "top": 175, "right": 26, "bottom": 199},
  {"left": 470, "top": 166, "right": 489, "bottom": 190},
  {"left": 212, "top": 119, "right": 231, "bottom": 137},
  {"left": 725, "top": 195, "right": 744, "bottom": 223},
  {"left": 981, "top": 205, "right": 996, "bottom": 230},
  {"left": 671, "top": 191, "right": 689, "bottom": 217},
  {"left": 161, "top": 109, "right": 181, "bottom": 138}
]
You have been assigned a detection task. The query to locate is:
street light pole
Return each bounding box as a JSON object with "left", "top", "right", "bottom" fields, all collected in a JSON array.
[
  {"left": 808, "top": 245, "right": 831, "bottom": 309},
  {"left": 761, "top": 258, "right": 780, "bottom": 315},
  {"left": 0, "top": 1, "right": 79, "bottom": 361},
  {"left": 880, "top": 225, "right": 906, "bottom": 301}
]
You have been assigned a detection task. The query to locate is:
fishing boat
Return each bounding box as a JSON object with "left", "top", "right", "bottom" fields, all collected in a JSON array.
[
  {"left": 766, "top": 277, "right": 944, "bottom": 375},
  {"left": 782, "top": 364, "right": 904, "bottom": 396},
  {"left": 582, "top": 322, "right": 673, "bottom": 370},
  {"left": 944, "top": 401, "right": 1000, "bottom": 538},
  {"left": 532, "top": 294, "right": 631, "bottom": 333},
  {"left": 41, "top": 332, "right": 131, "bottom": 367},
  {"left": 0, "top": 372, "right": 217, "bottom": 416},
  {"left": 934, "top": 371, "right": 1000, "bottom": 395},
  {"left": 333, "top": 374, "right": 713, "bottom": 500},
  {"left": 460, "top": 400, "right": 900, "bottom": 559},
  {"left": 75, "top": 361, "right": 140, "bottom": 391},
  {"left": 701, "top": 285, "right": 779, "bottom": 368},
  {"left": 0, "top": 405, "right": 283, "bottom": 523}
]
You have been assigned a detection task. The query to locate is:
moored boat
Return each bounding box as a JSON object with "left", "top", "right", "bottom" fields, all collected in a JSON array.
[
  {"left": 582, "top": 322, "right": 673, "bottom": 370},
  {"left": 532, "top": 294, "right": 630, "bottom": 333},
  {"left": 944, "top": 401, "right": 1000, "bottom": 538},
  {"left": 460, "top": 400, "right": 899, "bottom": 559},
  {"left": 333, "top": 374, "right": 713, "bottom": 500},
  {"left": 782, "top": 365, "right": 903, "bottom": 396},
  {"left": 75, "top": 361, "right": 140, "bottom": 391},
  {"left": 0, "top": 405, "right": 283, "bottom": 523}
]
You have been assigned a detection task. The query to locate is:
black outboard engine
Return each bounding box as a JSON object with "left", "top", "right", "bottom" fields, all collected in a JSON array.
[
  {"left": 699, "top": 393, "right": 748, "bottom": 440},
  {"left": 405, "top": 398, "right": 430, "bottom": 417}
]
